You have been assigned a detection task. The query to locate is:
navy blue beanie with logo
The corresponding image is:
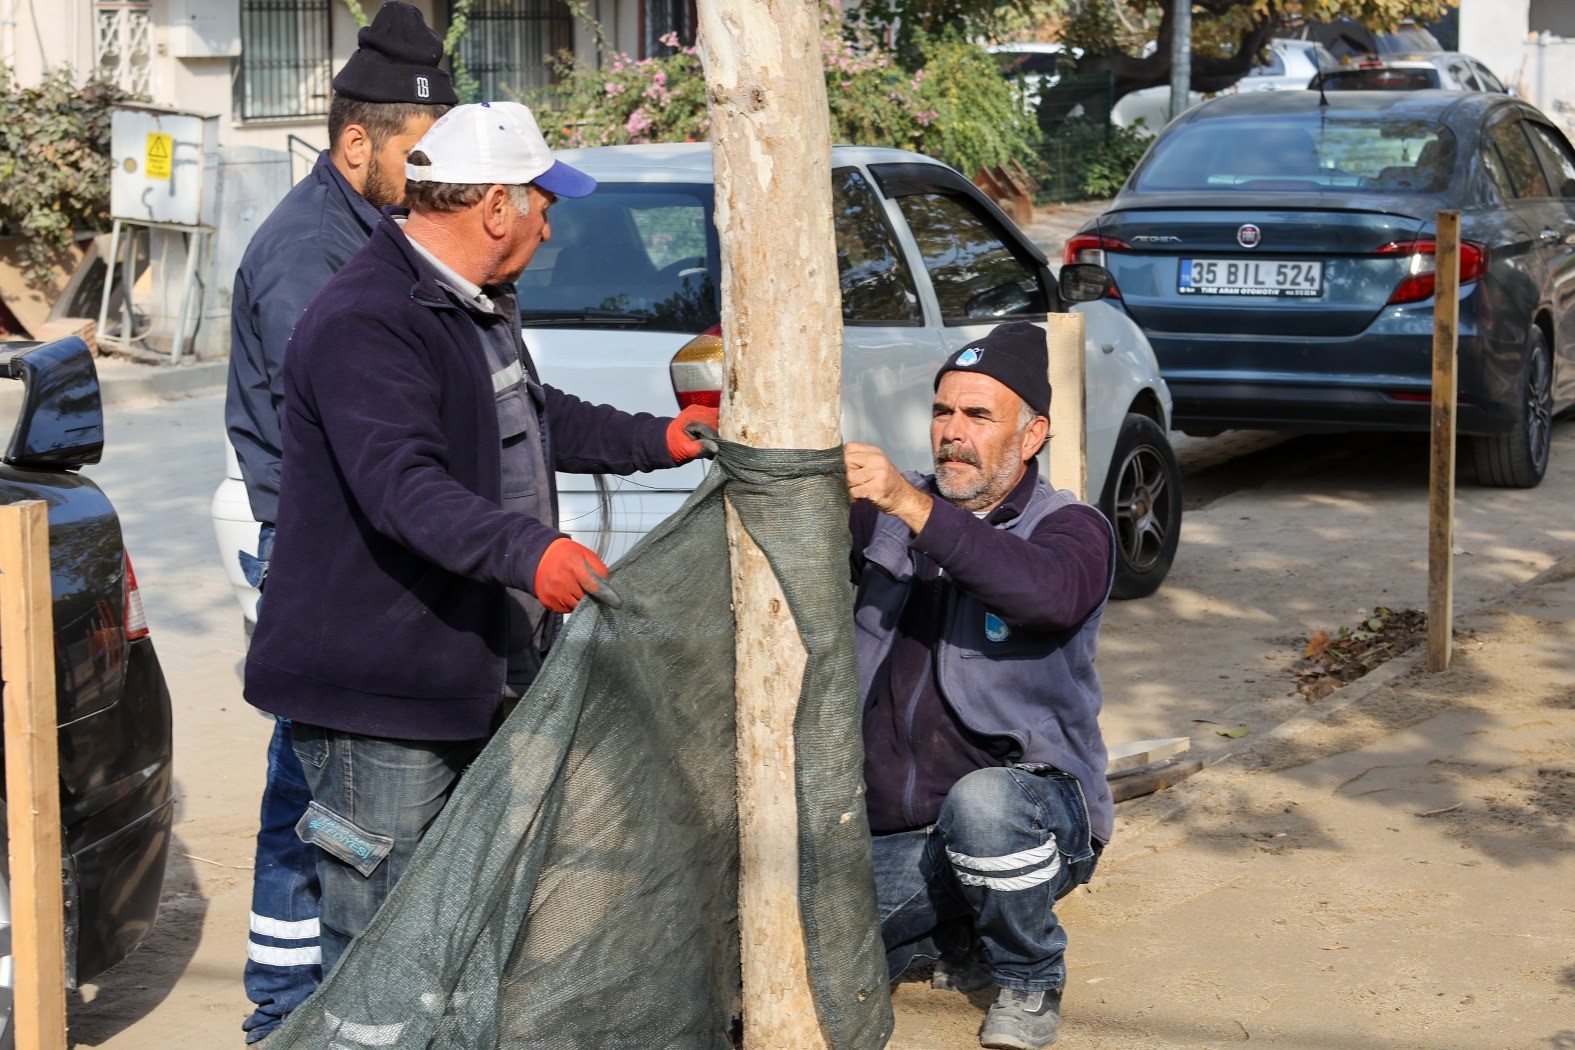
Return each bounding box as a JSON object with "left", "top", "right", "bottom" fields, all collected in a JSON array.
[
  {"left": 934, "top": 320, "right": 1051, "bottom": 416},
  {"left": 331, "top": 1, "right": 458, "bottom": 105}
]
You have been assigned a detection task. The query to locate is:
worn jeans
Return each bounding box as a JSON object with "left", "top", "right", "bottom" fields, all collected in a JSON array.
[
  {"left": 872, "top": 765, "right": 1101, "bottom": 992},
  {"left": 290, "top": 724, "right": 487, "bottom": 975},
  {"left": 242, "top": 718, "right": 323, "bottom": 1043}
]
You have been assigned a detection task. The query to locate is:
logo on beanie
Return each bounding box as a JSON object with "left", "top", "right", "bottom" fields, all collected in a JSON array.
[
  {"left": 416, "top": 75, "right": 430, "bottom": 99},
  {"left": 957, "top": 347, "right": 983, "bottom": 367}
]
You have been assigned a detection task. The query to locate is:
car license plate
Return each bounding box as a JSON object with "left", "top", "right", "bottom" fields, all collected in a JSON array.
[{"left": 1178, "top": 258, "right": 1323, "bottom": 297}]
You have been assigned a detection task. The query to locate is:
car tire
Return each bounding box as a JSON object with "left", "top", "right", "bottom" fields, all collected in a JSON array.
[
  {"left": 1099, "top": 413, "right": 1182, "bottom": 600},
  {"left": 1473, "top": 325, "right": 1553, "bottom": 489}
]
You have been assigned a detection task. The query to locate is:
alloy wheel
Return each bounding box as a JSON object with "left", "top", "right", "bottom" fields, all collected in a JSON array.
[
  {"left": 1525, "top": 339, "right": 1553, "bottom": 477},
  {"left": 1112, "top": 442, "right": 1173, "bottom": 574}
]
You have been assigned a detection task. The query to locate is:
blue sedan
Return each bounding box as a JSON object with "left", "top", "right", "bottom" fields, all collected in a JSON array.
[{"left": 1069, "top": 90, "right": 1575, "bottom": 487}]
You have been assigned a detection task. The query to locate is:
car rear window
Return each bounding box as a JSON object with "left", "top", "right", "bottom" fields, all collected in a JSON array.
[
  {"left": 1131, "top": 115, "right": 1457, "bottom": 193},
  {"left": 517, "top": 184, "right": 721, "bottom": 332}
]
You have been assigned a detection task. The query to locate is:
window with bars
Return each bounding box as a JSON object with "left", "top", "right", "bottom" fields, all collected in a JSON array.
[
  {"left": 95, "top": 1, "right": 153, "bottom": 97},
  {"left": 239, "top": 0, "right": 332, "bottom": 120},
  {"left": 643, "top": 0, "right": 695, "bottom": 57},
  {"left": 454, "top": 0, "right": 573, "bottom": 102}
]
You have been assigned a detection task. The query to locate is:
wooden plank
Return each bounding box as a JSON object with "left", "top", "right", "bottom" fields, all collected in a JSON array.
[
  {"left": 1, "top": 499, "right": 68, "bottom": 1050},
  {"left": 696, "top": 0, "right": 840, "bottom": 1045},
  {"left": 1105, "top": 737, "right": 1191, "bottom": 776},
  {"left": 1109, "top": 757, "right": 1207, "bottom": 803},
  {"left": 1045, "top": 312, "right": 1087, "bottom": 501},
  {"left": 1428, "top": 211, "right": 1460, "bottom": 673}
]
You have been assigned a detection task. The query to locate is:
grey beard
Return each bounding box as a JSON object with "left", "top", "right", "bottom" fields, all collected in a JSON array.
[{"left": 934, "top": 442, "right": 1018, "bottom": 509}]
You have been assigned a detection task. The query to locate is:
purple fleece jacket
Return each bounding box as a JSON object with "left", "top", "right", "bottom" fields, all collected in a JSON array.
[{"left": 245, "top": 215, "right": 676, "bottom": 741}]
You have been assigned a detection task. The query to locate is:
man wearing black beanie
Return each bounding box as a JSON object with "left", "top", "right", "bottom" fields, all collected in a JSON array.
[
  {"left": 844, "top": 320, "right": 1115, "bottom": 1049},
  {"left": 225, "top": 3, "right": 453, "bottom": 1042}
]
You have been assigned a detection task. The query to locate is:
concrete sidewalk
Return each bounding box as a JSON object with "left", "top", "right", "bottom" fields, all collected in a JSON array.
[{"left": 891, "top": 559, "right": 1575, "bottom": 1049}]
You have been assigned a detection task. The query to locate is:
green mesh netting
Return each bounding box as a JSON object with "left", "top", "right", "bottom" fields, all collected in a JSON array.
[{"left": 266, "top": 441, "right": 893, "bottom": 1050}]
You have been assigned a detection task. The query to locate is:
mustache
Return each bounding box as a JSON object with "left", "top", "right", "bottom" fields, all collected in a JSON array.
[{"left": 936, "top": 441, "right": 980, "bottom": 467}]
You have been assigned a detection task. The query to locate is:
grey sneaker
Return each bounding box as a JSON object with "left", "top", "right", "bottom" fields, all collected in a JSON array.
[
  {"left": 932, "top": 955, "right": 994, "bottom": 994},
  {"left": 979, "top": 985, "right": 1063, "bottom": 1049}
]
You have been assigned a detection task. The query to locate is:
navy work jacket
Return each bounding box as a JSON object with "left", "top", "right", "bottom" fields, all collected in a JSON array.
[
  {"left": 244, "top": 216, "right": 675, "bottom": 742},
  {"left": 227, "top": 151, "right": 382, "bottom": 525}
]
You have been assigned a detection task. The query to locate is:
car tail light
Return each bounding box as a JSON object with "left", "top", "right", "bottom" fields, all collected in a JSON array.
[
  {"left": 124, "top": 551, "right": 149, "bottom": 641},
  {"left": 1375, "top": 239, "right": 1487, "bottom": 305},
  {"left": 1063, "top": 234, "right": 1129, "bottom": 267},
  {"left": 1063, "top": 235, "right": 1127, "bottom": 298},
  {"left": 670, "top": 325, "right": 724, "bottom": 410}
]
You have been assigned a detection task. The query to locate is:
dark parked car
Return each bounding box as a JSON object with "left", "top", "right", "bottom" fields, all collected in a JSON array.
[
  {"left": 1067, "top": 90, "right": 1575, "bottom": 487},
  {"left": 0, "top": 337, "right": 173, "bottom": 1048}
]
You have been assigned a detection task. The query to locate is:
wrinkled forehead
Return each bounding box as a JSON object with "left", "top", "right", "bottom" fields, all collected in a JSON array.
[{"left": 934, "top": 370, "right": 1022, "bottom": 412}]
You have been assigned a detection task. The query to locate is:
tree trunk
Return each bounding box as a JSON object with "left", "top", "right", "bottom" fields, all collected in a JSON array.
[{"left": 695, "top": 2, "right": 842, "bottom": 1046}]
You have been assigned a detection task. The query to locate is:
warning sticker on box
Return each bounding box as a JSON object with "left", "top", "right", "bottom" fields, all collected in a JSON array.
[{"left": 145, "top": 133, "right": 173, "bottom": 181}]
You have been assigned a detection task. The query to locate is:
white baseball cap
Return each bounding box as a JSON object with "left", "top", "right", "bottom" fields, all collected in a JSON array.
[{"left": 404, "top": 100, "right": 596, "bottom": 198}]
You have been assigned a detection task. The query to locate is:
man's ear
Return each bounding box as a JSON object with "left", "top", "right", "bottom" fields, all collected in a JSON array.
[
  {"left": 336, "top": 123, "right": 371, "bottom": 170},
  {"left": 480, "top": 185, "right": 515, "bottom": 237},
  {"left": 1022, "top": 414, "right": 1050, "bottom": 462}
]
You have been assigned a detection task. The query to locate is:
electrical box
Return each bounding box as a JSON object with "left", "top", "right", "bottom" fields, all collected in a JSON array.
[
  {"left": 166, "top": 0, "right": 241, "bottom": 58},
  {"left": 110, "top": 105, "right": 221, "bottom": 227}
]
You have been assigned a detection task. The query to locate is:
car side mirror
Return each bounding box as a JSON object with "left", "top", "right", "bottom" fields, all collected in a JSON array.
[
  {"left": 1059, "top": 263, "right": 1114, "bottom": 303},
  {"left": 0, "top": 336, "right": 104, "bottom": 470}
]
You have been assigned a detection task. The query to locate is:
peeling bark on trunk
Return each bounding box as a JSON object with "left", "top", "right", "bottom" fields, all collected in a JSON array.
[{"left": 695, "top": 1, "right": 842, "bottom": 1046}]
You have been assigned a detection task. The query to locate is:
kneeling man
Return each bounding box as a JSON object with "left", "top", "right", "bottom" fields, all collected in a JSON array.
[{"left": 844, "top": 320, "right": 1114, "bottom": 1050}]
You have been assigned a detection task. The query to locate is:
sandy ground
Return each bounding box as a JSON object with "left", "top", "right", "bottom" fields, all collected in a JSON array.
[
  {"left": 56, "top": 205, "right": 1575, "bottom": 1046},
  {"left": 891, "top": 560, "right": 1575, "bottom": 1049}
]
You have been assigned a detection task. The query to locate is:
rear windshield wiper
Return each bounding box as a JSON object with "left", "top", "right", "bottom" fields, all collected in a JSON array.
[{"left": 519, "top": 310, "right": 652, "bottom": 327}]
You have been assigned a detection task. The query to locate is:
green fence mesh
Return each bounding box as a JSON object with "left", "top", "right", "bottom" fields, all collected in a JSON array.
[{"left": 265, "top": 440, "right": 892, "bottom": 1050}]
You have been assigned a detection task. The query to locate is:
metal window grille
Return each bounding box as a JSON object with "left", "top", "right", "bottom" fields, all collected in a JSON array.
[
  {"left": 643, "top": 0, "right": 695, "bottom": 57},
  {"left": 95, "top": 1, "right": 152, "bottom": 96},
  {"left": 239, "top": 0, "right": 332, "bottom": 120},
  {"left": 455, "top": 0, "right": 572, "bottom": 101}
]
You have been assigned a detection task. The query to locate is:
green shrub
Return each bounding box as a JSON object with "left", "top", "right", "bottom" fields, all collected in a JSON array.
[
  {"left": 0, "top": 66, "right": 134, "bottom": 287},
  {"left": 1032, "top": 122, "right": 1151, "bottom": 203},
  {"left": 1076, "top": 122, "right": 1150, "bottom": 198}
]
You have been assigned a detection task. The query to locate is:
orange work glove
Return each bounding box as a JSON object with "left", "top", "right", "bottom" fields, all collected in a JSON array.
[
  {"left": 532, "top": 538, "right": 614, "bottom": 613},
  {"left": 666, "top": 403, "right": 721, "bottom": 464}
]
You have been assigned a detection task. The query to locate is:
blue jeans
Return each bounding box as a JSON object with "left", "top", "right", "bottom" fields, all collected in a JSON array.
[
  {"left": 873, "top": 765, "right": 1101, "bottom": 992},
  {"left": 242, "top": 718, "right": 323, "bottom": 1043},
  {"left": 290, "top": 724, "right": 487, "bottom": 975}
]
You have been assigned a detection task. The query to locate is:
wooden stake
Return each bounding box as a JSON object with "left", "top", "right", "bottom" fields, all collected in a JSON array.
[
  {"left": 1, "top": 499, "right": 68, "bottom": 1050},
  {"left": 695, "top": 1, "right": 840, "bottom": 1045},
  {"left": 1046, "top": 312, "right": 1088, "bottom": 500},
  {"left": 1428, "top": 211, "right": 1460, "bottom": 673}
]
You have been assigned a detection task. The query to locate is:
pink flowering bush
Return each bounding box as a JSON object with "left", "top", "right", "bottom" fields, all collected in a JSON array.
[
  {"left": 523, "top": 16, "right": 1035, "bottom": 179},
  {"left": 533, "top": 33, "right": 711, "bottom": 148}
]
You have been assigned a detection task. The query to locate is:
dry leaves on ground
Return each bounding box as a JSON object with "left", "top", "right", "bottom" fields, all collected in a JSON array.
[{"left": 1292, "top": 607, "right": 1429, "bottom": 701}]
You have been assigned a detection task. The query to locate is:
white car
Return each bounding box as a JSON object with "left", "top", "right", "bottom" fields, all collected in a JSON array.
[
  {"left": 1112, "top": 38, "right": 1337, "bottom": 134},
  {"left": 211, "top": 143, "right": 1182, "bottom": 624}
]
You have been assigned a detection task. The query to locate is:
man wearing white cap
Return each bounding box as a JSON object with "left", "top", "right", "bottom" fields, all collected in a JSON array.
[{"left": 243, "top": 102, "right": 718, "bottom": 973}]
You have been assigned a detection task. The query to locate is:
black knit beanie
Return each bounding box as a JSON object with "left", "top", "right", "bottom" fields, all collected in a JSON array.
[
  {"left": 331, "top": 1, "right": 458, "bottom": 105},
  {"left": 935, "top": 320, "right": 1052, "bottom": 416}
]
